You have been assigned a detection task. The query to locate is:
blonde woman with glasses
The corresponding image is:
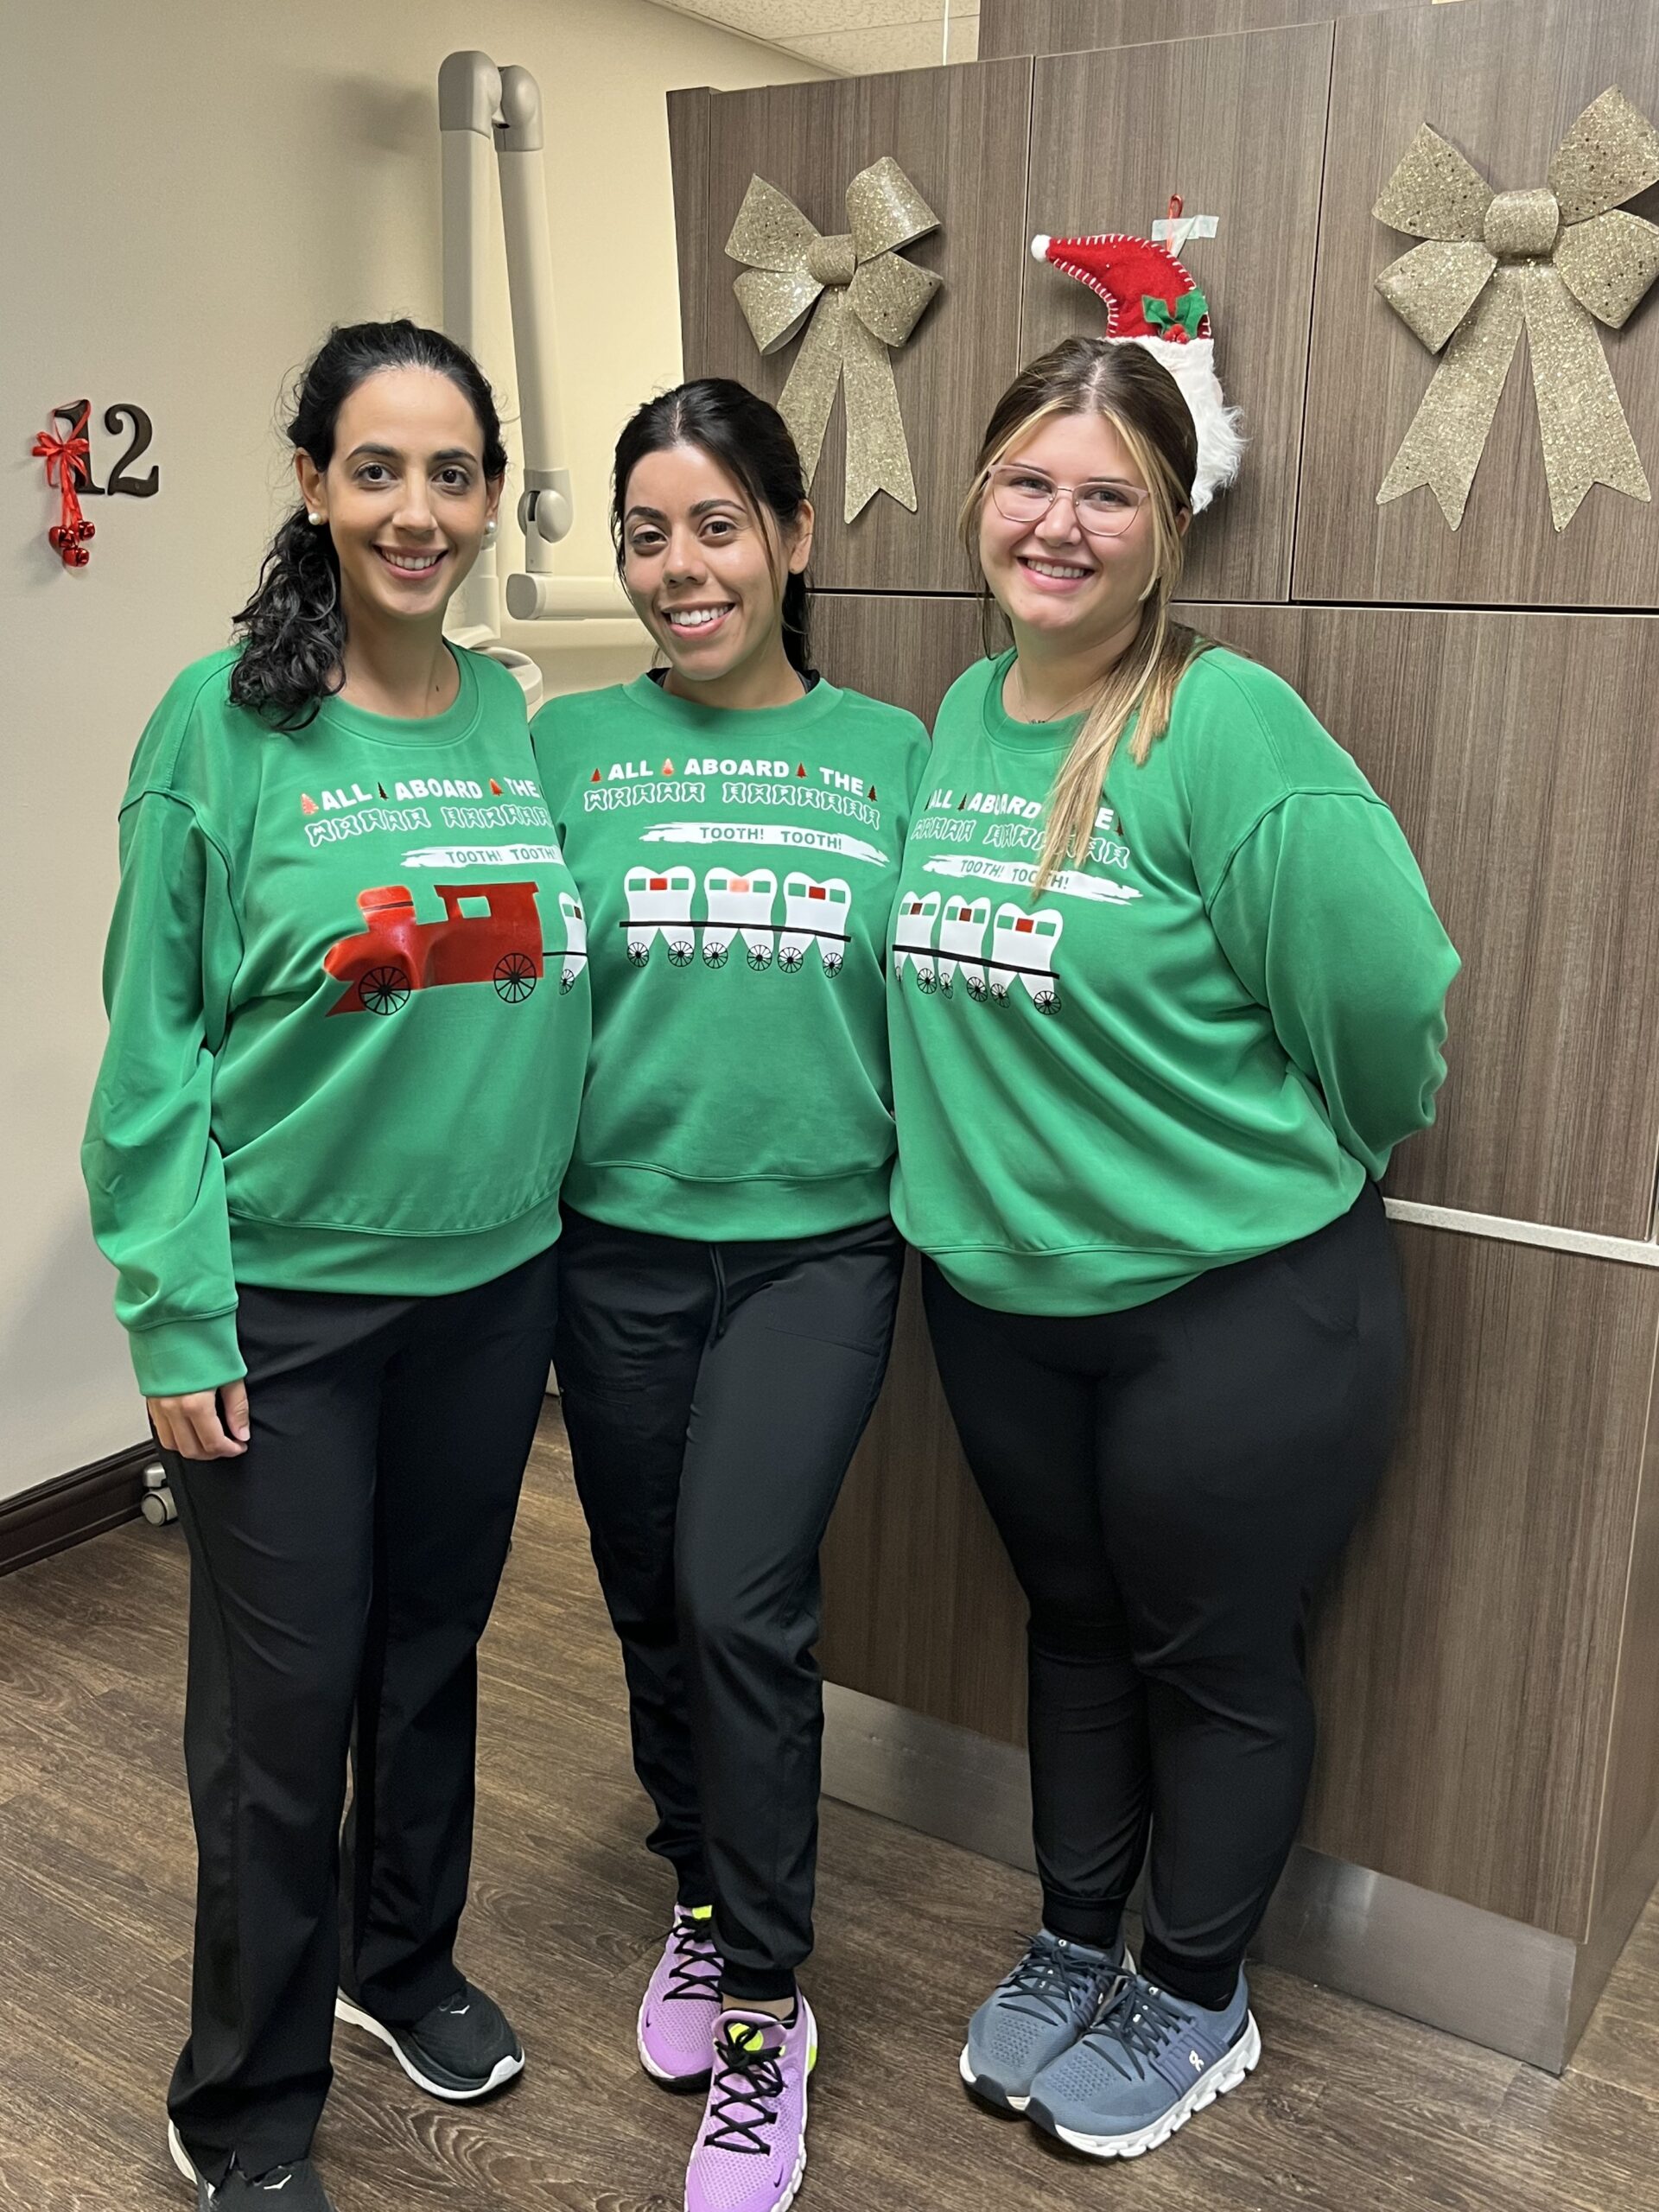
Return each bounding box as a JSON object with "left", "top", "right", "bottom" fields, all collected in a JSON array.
[{"left": 887, "top": 337, "right": 1459, "bottom": 2160}]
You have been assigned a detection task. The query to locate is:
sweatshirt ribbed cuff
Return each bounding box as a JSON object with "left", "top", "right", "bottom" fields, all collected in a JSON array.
[{"left": 129, "top": 1309, "right": 245, "bottom": 1399}]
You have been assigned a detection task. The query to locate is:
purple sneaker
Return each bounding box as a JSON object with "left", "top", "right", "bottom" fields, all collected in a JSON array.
[
  {"left": 684, "top": 1999, "right": 817, "bottom": 2212},
  {"left": 639, "top": 1906, "right": 724, "bottom": 2090}
]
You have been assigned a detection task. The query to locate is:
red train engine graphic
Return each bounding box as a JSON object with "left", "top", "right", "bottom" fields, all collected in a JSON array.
[{"left": 323, "top": 881, "right": 546, "bottom": 1016}]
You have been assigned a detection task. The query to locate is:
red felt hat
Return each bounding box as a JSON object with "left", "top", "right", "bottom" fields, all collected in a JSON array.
[{"left": 1030, "top": 229, "right": 1243, "bottom": 511}]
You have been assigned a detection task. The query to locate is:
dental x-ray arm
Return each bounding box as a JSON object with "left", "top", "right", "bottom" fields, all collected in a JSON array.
[{"left": 438, "top": 50, "right": 632, "bottom": 654}]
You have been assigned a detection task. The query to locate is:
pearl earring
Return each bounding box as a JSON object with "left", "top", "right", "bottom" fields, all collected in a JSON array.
[
  {"left": 307, "top": 512, "right": 324, "bottom": 525},
  {"left": 483, "top": 517, "right": 498, "bottom": 544}
]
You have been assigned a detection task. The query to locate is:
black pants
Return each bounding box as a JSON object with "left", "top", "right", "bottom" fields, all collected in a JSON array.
[
  {"left": 922, "top": 1184, "right": 1404, "bottom": 2007},
  {"left": 164, "top": 1246, "right": 558, "bottom": 2183},
  {"left": 554, "top": 1207, "right": 902, "bottom": 2001}
]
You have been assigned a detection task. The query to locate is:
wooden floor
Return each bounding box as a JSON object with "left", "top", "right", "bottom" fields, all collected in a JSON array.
[{"left": 4, "top": 1408, "right": 1659, "bottom": 2211}]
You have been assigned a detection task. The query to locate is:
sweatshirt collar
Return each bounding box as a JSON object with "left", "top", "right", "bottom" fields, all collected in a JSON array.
[
  {"left": 622, "top": 668, "right": 842, "bottom": 734},
  {"left": 315, "top": 643, "right": 484, "bottom": 749},
  {"left": 980, "top": 649, "right": 1083, "bottom": 757}
]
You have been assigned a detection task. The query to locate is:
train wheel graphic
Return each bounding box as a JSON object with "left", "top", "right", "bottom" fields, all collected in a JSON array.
[
  {"left": 916, "top": 969, "right": 938, "bottom": 995},
  {"left": 778, "top": 944, "right": 804, "bottom": 974},
  {"left": 667, "top": 936, "right": 696, "bottom": 969},
  {"left": 747, "top": 944, "right": 772, "bottom": 971},
  {"left": 822, "top": 950, "right": 842, "bottom": 978},
  {"left": 966, "top": 977, "right": 988, "bottom": 1004},
  {"left": 702, "top": 939, "right": 729, "bottom": 969},
  {"left": 1033, "top": 987, "right": 1059, "bottom": 1016},
  {"left": 493, "top": 951, "right": 538, "bottom": 1003},
  {"left": 359, "top": 965, "right": 410, "bottom": 1016}
]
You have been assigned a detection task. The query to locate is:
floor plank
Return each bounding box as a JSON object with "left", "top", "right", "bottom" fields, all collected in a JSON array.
[{"left": 1, "top": 1406, "right": 1656, "bottom": 2209}]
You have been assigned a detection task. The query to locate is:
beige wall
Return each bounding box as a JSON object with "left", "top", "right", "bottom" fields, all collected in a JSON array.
[{"left": 2, "top": 1, "right": 822, "bottom": 1499}]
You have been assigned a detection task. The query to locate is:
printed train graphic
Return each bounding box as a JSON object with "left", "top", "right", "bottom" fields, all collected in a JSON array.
[
  {"left": 622, "top": 866, "right": 851, "bottom": 975},
  {"left": 893, "top": 890, "right": 1064, "bottom": 1014},
  {"left": 322, "top": 880, "right": 587, "bottom": 1015}
]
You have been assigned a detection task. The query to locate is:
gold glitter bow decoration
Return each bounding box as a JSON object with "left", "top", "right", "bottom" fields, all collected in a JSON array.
[
  {"left": 726, "top": 156, "right": 943, "bottom": 523},
  {"left": 1373, "top": 86, "right": 1659, "bottom": 531}
]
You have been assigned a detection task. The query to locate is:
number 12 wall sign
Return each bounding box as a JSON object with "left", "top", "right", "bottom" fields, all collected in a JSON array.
[{"left": 32, "top": 399, "right": 159, "bottom": 571}]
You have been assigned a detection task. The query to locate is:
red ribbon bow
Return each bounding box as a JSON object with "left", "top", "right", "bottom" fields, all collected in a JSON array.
[{"left": 34, "top": 416, "right": 96, "bottom": 569}]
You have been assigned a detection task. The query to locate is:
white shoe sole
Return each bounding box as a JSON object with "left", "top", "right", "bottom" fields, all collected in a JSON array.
[
  {"left": 167, "top": 2121, "right": 200, "bottom": 2192},
  {"left": 683, "top": 1996, "right": 817, "bottom": 2212},
  {"left": 334, "top": 1991, "right": 524, "bottom": 2101},
  {"left": 958, "top": 1945, "right": 1135, "bottom": 2115},
  {"left": 1041, "top": 2011, "right": 1262, "bottom": 2158}
]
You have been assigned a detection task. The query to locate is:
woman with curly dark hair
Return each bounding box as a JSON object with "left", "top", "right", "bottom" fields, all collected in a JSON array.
[{"left": 83, "top": 321, "right": 590, "bottom": 2210}]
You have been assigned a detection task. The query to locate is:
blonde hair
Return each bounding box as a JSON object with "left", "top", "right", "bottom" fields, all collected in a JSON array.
[{"left": 960, "top": 339, "right": 1214, "bottom": 892}]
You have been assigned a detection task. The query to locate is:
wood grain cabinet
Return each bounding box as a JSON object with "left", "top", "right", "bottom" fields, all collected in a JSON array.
[
  {"left": 1295, "top": 0, "right": 1659, "bottom": 608},
  {"left": 1021, "top": 26, "right": 1332, "bottom": 604},
  {"left": 1192, "top": 606, "right": 1659, "bottom": 1237},
  {"left": 1304, "top": 1225, "right": 1659, "bottom": 1943},
  {"left": 669, "top": 60, "right": 1034, "bottom": 594}
]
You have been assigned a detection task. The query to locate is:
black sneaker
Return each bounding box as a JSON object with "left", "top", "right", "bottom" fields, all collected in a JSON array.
[
  {"left": 334, "top": 1979, "right": 524, "bottom": 2100},
  {"left": 168, "top": 2121, "right": 336, "bottom": 2208}
]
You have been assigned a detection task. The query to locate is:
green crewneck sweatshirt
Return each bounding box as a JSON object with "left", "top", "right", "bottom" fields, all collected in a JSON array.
[
  {"left": 534, "top": 671, "right": 929, "bottom": 1237},
  {"left": 888, "top": 647, "right": 1459, "bottom": 1314},
  {"left": 84, "top": 645, "right": 592, "bottom": 1396}
]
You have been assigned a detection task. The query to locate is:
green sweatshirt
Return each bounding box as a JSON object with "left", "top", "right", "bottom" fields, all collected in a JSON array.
[
  {"left": 84, "top": 645, "right": 592, "bottom": 1396},
  {"left": 888, "top": 647, "right": 1459, "bottom": 1314},
  {"left": 534, "top": 672, "right": 930, "bottom": 1237}
]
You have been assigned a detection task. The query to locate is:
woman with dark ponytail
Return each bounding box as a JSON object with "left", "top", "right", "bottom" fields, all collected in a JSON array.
[
  {"left": 84, "top": 321, "right": 592, "bottom": 2209},
  {"left": 532, "top": 378, "right": 928, "bottom": 2212}
]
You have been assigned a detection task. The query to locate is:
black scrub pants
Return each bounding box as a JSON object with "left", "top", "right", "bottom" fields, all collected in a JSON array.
[
  {"left": 164, "top": 1245, "right": 558, "bottom": 2183},
  {"left": 553, "top": 1207, "right": 903, "bottom": 2002},
  {"left": 922, "top": 1183, "right": 1405, "bottom": 2007}
]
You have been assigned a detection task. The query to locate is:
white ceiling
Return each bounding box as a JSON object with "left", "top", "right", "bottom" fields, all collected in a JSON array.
[{"left": 652, "top": 0, "right": 980, "bottom": 77}]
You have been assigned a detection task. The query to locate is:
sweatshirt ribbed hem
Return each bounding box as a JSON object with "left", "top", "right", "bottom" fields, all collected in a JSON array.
[
  {"left": 561, "top": 1160, "right": 893, "bottom": 1242},
  {"left": 910, "top": 1169, "right": 1367, "bottom": 1317},
  {"left": 226, "top": 1192, "right": 564, "bottom": 1300}
]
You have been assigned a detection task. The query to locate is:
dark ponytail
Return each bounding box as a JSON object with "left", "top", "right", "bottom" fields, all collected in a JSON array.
[
  {"left": 612, "top": 378, "right": 813, "bottom": 676},
  {"left": 231, "top": 319, "right": 508, "bottom": 729}
]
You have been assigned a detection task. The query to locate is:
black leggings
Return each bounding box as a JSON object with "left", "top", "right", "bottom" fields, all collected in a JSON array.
[
  {"left": 922, "top": 1184, "right": 1405, "bottom": 2007},
  {"left": 554, "top": 1207, "right": 902, "bottom": 2001}
]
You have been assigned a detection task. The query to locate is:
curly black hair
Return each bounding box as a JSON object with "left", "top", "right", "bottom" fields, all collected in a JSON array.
[{"left": 230, "top": 320, "right": 507, "bottom": 728}]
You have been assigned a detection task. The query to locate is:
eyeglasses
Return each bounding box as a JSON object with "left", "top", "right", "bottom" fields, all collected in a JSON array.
[{"left": 985, "top": 463, "right": 1151, "bottom": 541}]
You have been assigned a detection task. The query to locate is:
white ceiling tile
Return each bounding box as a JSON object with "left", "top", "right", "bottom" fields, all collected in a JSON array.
[
  {"left": 652, "top": 0, "right": 976, "bottom": 75},
  {"left": 783, "top": 21, "right": 956, "bottom": 70}
]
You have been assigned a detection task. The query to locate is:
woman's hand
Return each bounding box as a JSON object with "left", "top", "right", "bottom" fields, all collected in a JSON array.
[{"left": 148, "top": 1381, "right": 251, "bottom": 1460}]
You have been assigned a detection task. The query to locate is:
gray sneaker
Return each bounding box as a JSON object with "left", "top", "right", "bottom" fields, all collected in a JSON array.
[
  {"left": 1026, "top": 1967, "right": 1261, "bottom": 2158},
  {"left": 168, "top": 2121, "right": 337, "bottom": 2209},
  {"left": 958, "top": 1929, "right": 1131, "bottom": 2113}
]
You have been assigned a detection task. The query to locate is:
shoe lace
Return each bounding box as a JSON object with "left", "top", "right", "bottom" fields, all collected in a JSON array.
[
  {"left": 664, "top": 1916, "right": 723, "bottom": 2005},
  {"left": 703, "top": 2028, "right": 785, "bottom": 2156},
  {"left": 1084, "top": 1976, "right": 1190, "bottom": 2082},
  {"left": 1000, "top": 1934, "right": 1112, "bottom": 2028}
]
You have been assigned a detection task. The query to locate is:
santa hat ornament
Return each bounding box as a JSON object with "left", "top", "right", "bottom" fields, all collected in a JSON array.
[{"left": 1029, "top": 218, "right": 1244, "bottom": 512}]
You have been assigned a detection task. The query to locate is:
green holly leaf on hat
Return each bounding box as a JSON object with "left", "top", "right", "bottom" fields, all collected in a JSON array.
[{"left": 1141, "top": 289, "right": 1209, "bottom": 340}]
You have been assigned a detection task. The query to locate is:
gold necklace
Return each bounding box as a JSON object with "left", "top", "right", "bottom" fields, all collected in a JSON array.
[{"left": 1013, "top": 663, "right": 1096, "bottom": 724}]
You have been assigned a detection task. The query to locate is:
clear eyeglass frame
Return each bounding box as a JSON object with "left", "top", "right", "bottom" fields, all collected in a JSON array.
[{"left": 984, "top": 463, "right": 1151, "bottom": 542}]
